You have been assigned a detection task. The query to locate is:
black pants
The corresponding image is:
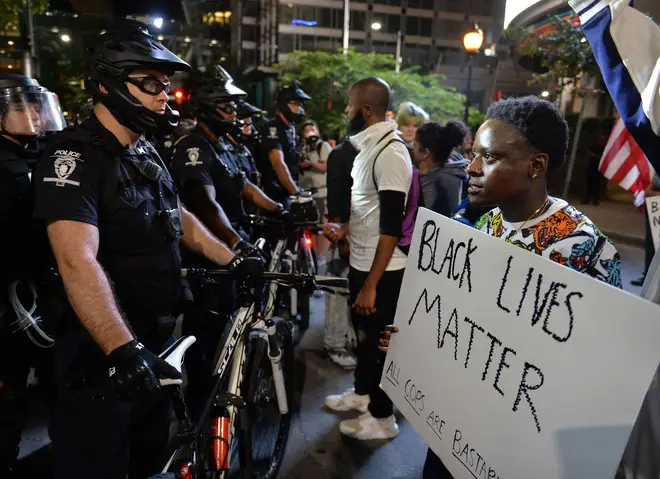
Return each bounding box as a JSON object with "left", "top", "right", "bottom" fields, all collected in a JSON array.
[
  {"left": 50, "top": 327, "right": 172, "bottom": 479},
  {"left": 423, "top": 448, "right": 454, "bottom": 478},
  {"left": 181, "top": 276, "right": 235, "bottom": 422},
  {"left": 0, "top": 323, "right": 32, "bottom": 475},
  {"left": 350, "top": 267, "right": 404, "bottom": 419}
]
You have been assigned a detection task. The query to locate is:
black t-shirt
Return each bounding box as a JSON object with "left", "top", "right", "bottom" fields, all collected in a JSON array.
[
  {"left": 33, "top": 116, "right": 182, "bottom": 333},
  {"left": 257, "top": 115, "right": 300, "bottom": 190},
  {"left": 170, "top": 128, "right": 247, "bottom": 225}
]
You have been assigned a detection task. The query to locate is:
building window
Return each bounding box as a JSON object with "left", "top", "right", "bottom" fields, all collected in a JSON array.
[
  {"left": 350, "top": 11, "right": 366, "bottom": 30},
  {"left": 243, "top": 25, "right": 257, "bottom": 42},
  {"left": 446, "top": 0, "right": 463, "bottom": 13},
  {"left": 405, "top": 16, "right": 418, "bottom": 35},
  {"left": 279, "top": 34, "right": 294, "bottom": 53},
  {"left": 244, "top": 0, "right": 258, "bottom": 18},
  {"left": 420, "top": 17, "right": 431, "bottom": 36}
]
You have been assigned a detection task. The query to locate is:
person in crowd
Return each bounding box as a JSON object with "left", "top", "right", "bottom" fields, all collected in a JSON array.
[
  {"left": 582, "top": 129, "right": 607, "bottom": 205},
  {"left": 323, "top": 77, "right": 412, "bottom": 440},
  {"left": 236, "top": 100, "right": 264, "bottom": 187},
  {"left": 381, "top": 95, "right": 622, "bottom": 478},
  {"left": 169, "top": 67, "right": 290, "bottom": 418},
  {"left": 413, "top": 121, "right": 470, "bottom": 217},
  {"left": 0, "top": 73, "right": 65, "bottom": 478},
  {"left": 632, "top": 174, "right": 660, "bottom": 287},
  {"left": 299, "top": 120, "right": 331, "bottom": 220},
  {"left": 32, "top": 23, "right": 262, "bottom": 479},
  {"left": 395, "top": 101, "right": 429, "bottom": 155},
  {"left": 256, "top": 81, "right": 310, "bottom": 205},
  {"left": 461, "top": 130, "right": 473, "bottom": 157},
  {"left": 323, "top": 130, "right": 359, "bottom": 370}
]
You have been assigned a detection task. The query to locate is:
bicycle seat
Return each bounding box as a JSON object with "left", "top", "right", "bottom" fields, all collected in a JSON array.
[{"left": 158, "top": 335, "right": 196, "bottom": 387}]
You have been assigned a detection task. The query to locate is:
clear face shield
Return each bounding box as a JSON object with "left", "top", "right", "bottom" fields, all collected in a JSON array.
[{"left": 0, "top": 91, "right": 66, "bottom": 136}]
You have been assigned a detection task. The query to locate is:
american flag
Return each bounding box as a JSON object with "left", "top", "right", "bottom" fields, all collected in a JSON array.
[{"left": 599, "top": 115, "right": 653, "bottom": 207}]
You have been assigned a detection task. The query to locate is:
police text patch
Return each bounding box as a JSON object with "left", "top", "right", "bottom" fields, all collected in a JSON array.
[{"left": 43, "top": 149, "right": 83, "bottom": 187}]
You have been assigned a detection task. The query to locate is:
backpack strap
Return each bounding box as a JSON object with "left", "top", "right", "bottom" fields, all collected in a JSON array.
[{"left": 371, "top": 136, "right": 407, "bottom": 190}]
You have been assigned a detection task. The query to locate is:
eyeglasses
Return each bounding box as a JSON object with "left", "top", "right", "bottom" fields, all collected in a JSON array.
[{"left": 126, "top": 76, "right": 171, "bottom": 96}]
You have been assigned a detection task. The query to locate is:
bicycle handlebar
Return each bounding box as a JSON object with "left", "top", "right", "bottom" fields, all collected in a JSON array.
[
  {"left": 181, "top": 268, "right": 348, "bottom": 290},
  {"left": 245, "top": 214, "right": 322, "bottom": 230}
]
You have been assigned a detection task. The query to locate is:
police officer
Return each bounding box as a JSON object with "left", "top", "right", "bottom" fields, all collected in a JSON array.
[
  {"left": 33, "top": 23, "right": 262, "bottom": 479},
  {"left": 257, "top": 80, "right": 311, "bottom": 205},
  {"left": 0, "top": 73, "right": 65, "bottom": 478},
  {"left": 235, "top": 100, "right": 263, "bottom": 188}
]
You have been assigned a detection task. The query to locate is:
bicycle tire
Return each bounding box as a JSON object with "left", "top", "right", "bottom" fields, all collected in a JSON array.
[{"left": 239, "top": 319, "right": 295, "bottom": 479}]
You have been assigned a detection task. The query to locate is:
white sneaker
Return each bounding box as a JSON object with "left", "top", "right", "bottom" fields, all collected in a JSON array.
[
  {"left": 339, "top": 412, "right": 399, "bottom": 440},
  {"left": 325, "top": 388, "right": 369, "bottom": 413},
  {"left": 327, "top": 349, "right": 357, "bottom": 370}
]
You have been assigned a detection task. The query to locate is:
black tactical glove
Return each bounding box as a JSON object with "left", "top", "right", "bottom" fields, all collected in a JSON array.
[
  {"left": 227, "top": 255, "right": 264, "bottom": 283},
  {"left": 108, "top": 340, "right": 181, "bottom": 400},
  {"left": 233, "top": 240, "right": 264, "bottom": 260},
  {"left": 276, "top": 207, "right": 297, "bottom": 225}
]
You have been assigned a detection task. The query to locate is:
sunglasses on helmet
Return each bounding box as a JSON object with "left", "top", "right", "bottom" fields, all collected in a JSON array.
[{"left": 126, "top": 76, "right": 171, "bottom": 96}]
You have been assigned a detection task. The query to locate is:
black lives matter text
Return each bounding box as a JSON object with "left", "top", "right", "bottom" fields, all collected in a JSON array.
[{"left": 408, "top": 287, "right": 545, "bottom": 433}]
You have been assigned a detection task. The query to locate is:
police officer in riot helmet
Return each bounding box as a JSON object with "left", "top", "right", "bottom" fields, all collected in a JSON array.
[
  {"left": 171, "top": 66, "right": 291, "bottom": 251},
  {"left": 32, "top": 22, "right": 262, "bottom": 479},
  {"left": 170, "top": 66, "right": 290, "bottom": 417},
  {"left": 0, "top": 73, "right": 65, "bottom": 478},
  {"left": 256, "top": 80, "right": 311, "bottom": 205},
  {"left": 236, "top": 100, "right": 264, "bottom": 187}
]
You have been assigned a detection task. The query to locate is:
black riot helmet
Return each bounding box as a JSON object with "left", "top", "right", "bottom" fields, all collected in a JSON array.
[
  {"left": 0, "top": 73, "right": 66, "bottom": 144},
  {"left": 190, "top": 65, "right": 247, "bottom": 137},
  {"left": 85, "top": 20, "right": 191, "bottom": 135},
  {"left": 276, "top": 80, "right": 310, "bottom": 124},
  {"left": 236, "top": 101, "right": 263, "bottom": 143}
]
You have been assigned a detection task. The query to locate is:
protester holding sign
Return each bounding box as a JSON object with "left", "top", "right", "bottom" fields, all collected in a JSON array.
[
  {"left": 382, "top": 96, "right": 622, "bottom": 477},
  {"left": 324, "top": 77, "right": 413, "bottom": 441}
]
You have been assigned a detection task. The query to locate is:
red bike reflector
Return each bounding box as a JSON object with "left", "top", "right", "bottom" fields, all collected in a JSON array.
[
  {"left": 305, "top": 237, "right": 312, "bottom": 247},
  {"left": 179, "top": 461, "right": 194, "bottom": 479}
]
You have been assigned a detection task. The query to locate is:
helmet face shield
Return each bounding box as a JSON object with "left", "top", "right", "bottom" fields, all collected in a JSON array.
[{"left": 1, "top": 91, "right": 66, "bottom": 136}]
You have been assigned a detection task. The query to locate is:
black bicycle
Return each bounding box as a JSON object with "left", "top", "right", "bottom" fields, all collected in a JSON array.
[{"left": 156, "top": 269, "right": 348, "bottom": 479}]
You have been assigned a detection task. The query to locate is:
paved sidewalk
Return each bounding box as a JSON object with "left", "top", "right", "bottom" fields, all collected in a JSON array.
[{"left": 571, "top": 198, "right": 645, "bottom": 247}]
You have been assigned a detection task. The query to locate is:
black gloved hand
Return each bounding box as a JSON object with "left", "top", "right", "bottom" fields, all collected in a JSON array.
[
  {"left": 276, "top": 207, "right": 297, "bottom": 225},
  {"left": 227, "top": 255, "right": 264, "bottom": 283},
  {"left": 233, "top": 240, "right": 264, "bottom": 260},
  {"left": 107, "top": 340, "right": 181, "bottom": 400}
]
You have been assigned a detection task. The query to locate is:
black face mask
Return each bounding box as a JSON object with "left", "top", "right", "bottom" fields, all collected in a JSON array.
[{"left": 348, "top": 113, "right": 366, "bottom": 134}]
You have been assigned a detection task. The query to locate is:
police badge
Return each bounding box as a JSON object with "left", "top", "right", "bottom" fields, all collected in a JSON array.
[{"left": 43, "top": 150, "right": 81, "bottom": 187}]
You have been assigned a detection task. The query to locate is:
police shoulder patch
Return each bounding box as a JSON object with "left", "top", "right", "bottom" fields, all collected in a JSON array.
[
  {"left": 185, "top": 147, "right": 202, "bottom": 166},
  {"left": 268, "top": 127, "right": 278, "bottom": 139},
  {"left": 43, "top": 148, "right": 84, "bottom": 188}
]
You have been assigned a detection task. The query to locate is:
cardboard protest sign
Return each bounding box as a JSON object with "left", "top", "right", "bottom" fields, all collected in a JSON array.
[
  {"left": 646, "top": 196, "right": 660, "bottom": 250},
  {"left": 381, "top": 208, "right": 660, "bottom": 479}
]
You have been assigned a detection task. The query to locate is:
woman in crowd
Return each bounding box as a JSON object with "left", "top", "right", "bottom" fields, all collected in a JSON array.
[
  {"left": 381, "top": 95, "right": 622, "bottom": 478},
  {"left": 396, "top": 102, "right": 429, "bottom": 154},
  {"left": 413, "top": 120, "right": 470, "bottom": 217}
]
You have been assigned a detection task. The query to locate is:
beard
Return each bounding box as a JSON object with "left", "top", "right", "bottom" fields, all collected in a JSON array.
[{"left": 348, "top": 114, "right": 366, "bottom": 135}]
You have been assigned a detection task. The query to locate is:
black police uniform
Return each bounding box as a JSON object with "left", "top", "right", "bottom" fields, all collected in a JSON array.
[
  {"left": 0, "top": 136, "right": 47, "bottom": 475},
  {"left": 33, "top": 115, "right": 182, "bottom": 479},
  {"left": 234, "top": 140, "right": 260, "bottom": 189},
  {"left": 257, "top": 115, "right": 299, "bottom": 205},
  {"left": 169, "top": 127, "right": 247, "bottom": 419}
]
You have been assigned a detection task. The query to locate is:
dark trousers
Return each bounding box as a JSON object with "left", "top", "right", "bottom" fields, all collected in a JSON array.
[
  {"left": 50, "top": 328, "right": 172, "bottom": 479},
  {"left": 0, "top": 326, "right": 32, "bottom": 474},
  {"left": 349, "top": 267, "right": 404, "bottom": 419}
]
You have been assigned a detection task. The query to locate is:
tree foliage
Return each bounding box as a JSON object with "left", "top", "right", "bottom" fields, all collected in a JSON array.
[
  {"left": 0, "top": 0, "right": 48, "bottom": 27},
  {"left": 505, "top": 16, "right": 600, "bottom": 92},
  {"left": 273, "top": 49, "right": 483, "bottom": 136}
]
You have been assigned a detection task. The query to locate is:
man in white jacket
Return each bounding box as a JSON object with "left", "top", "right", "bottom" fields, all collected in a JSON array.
[{"left": 571, "top": 1, "right": 660, "bottom": 477}]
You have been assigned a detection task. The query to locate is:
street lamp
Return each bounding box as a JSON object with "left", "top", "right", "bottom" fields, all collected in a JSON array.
[
  {"left": 371, "top": 21, "right": 402, "bottom": 73},
  {"left": 462, "top": 23, "right": 483, "bottom": 124},
  {"left": 60, "top": 34, "right": 71, "bottom": 43}
]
